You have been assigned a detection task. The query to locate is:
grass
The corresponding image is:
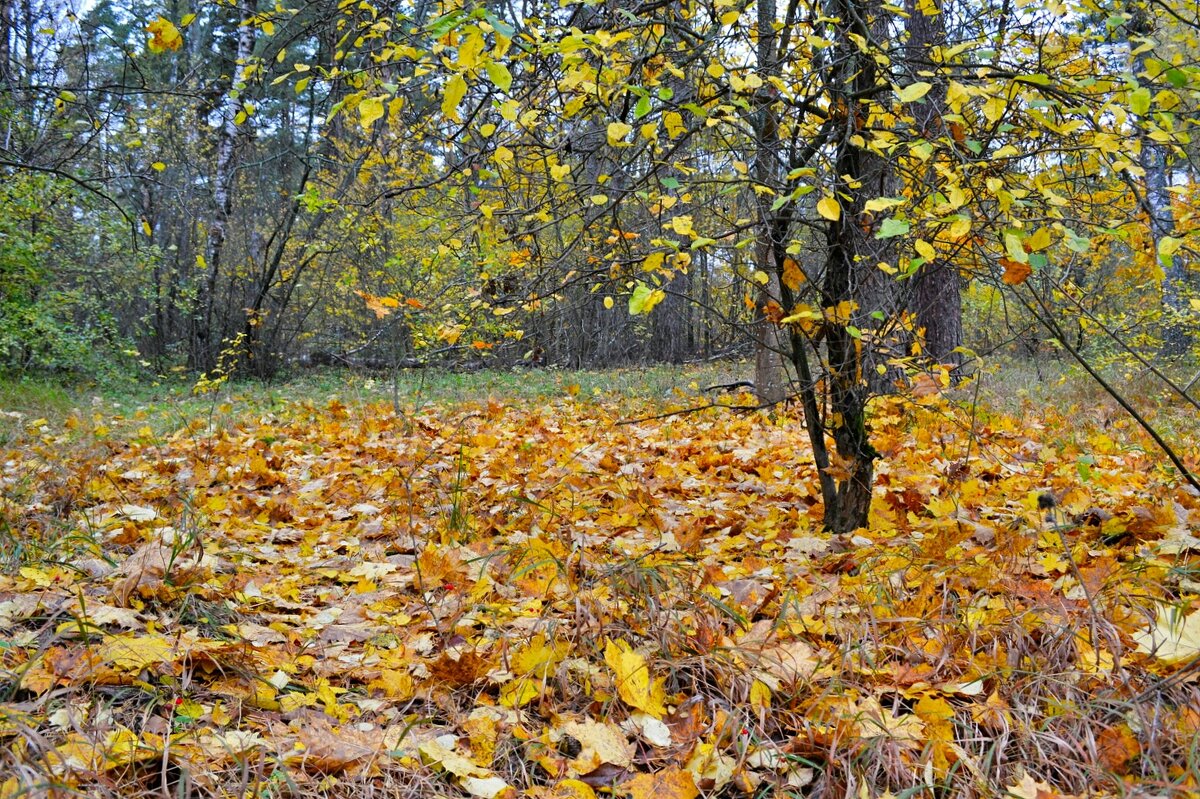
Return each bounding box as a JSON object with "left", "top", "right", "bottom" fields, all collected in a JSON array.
[{"left": 0, "top": 360, "right": 754, "bottom": 445}]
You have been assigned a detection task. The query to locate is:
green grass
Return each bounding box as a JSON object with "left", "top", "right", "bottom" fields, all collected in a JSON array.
[{"left": 0, "top": 360, "right": 756, "bottom": 446}]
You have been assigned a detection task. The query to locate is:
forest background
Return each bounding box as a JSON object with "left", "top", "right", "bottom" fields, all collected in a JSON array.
[{"left": 2, "top": 0, "right": 1200, "bottom": 796}]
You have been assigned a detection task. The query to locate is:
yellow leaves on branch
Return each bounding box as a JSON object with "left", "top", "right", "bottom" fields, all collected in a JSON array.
[
  {"left": 146, "top": 18, "right": 182, "bottom": 54},
  {"left": 355, "top": 290, "right": 400, "bottom": 319},
  {"left": 604, "top": 638, "right": 667, "bottom": 718}
]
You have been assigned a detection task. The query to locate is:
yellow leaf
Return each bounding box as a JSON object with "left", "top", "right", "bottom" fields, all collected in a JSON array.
[
  {"left": 512, "top": 634, "right": 569, "bottom": 676},
  {"left": 1027, "top": 226, "right": 1053, "bottom": 252},
  {"left": 668, "top": 215, "right": 695, "bottom": 236},
  {"left": 983, "top": 95, "right": 1006, "bottom": 123},
  {"left": 948, "top": 216, "right": 971, "bottom": 240},
  {"left": 914, "top": 694, "right": 956, "bottom": 776},
  {"left": 97, "top": 633, "right": 176, "bottom": 671},
  {"left": 864, "top": 196, "right": 905, "bottom": 213},
  {"left": 457, "top": 30, "right": 485, "bottom": 70},
  {"left": 151, "top": 162, "right": 166, "bottom": 172},
  {"left": 545, "top": 779, "right": 596, "bottom": 799},
  {"left": 817, "top": 196, "right": 840, "bottom": 221},
  {"left": 368, "top": 669, "right": 414, "bottom": 699},
  {"left": 359, "top": 96, "right": 385, "bottom": 131},
  {"left": 486, "top": 61, "right": 512, "bottom": 92},
  {"left": 1135, "top": 605, "right": 1200, "bottom": 664},
  {"left": 1159, "top": 235, "right": 1185, "bottom": 259},
  {"left": 499, "top": 678, "right": 541, "bottom": 707},
  {"left": 664, "top": 111, "right": 686, "bottom": 138},
  {"left": 896, "top": 81, "right": 932, "bottom": 103},
  {"left": 603, "top": 296, "right": 614, "bottom": 309},
  {"left": 683, "top": 742, "right": 735, "bottom": 791},
  {"left": 146, "top": 17, "right": 182, "bottom": 54},
  {"left": 443, "top": 74, "right": 468, "bottom": 121},
  {"left": 420, "top": 736, "right": 490, "bottom": 778},
  {"left": 604, "top": 638, "right": 667, "bottom": 718},
  {"left": 749, "top": 679, "right": 771, "bottom": 711},
  {"left": 607, "top": 121, "right": 632, "bottom": 146},
  {"left": 915, "top": 239, "right": 936, "bottom": 260}
]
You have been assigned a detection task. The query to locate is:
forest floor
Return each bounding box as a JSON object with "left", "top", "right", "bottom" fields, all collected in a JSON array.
[{"left": 0, "top": 360, "right": 1198, "bottom": 799}]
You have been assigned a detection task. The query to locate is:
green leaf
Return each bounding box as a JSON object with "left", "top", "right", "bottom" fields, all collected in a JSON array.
[
  {"left": 660, "top": 177, "right": 680, "bottom": 190},
  {"left": 634, "top": 94, "right": 652, "bottom": 119},
  {"left": 1130, "top": 87, "right": 1151, "bottom": 115},
  {"left": 1077, "top": 454, "right": 1095, "bottom": 482},
  {"left": 628, "top": 282, "right": 665, "bottom": 315},
  {"left": 1166, "top": 68, "right": 1187, "bottom": 88},
  {"left": 427, "top": 11, "right": 464, "bottom": 36},
  {"left": 1064, "top": 228, "right": 1091, "bottom": 253},
  {"left": 485, "top": 62, "right": 512, "bottom": 92},
  {"left": 482, "top": 11, "right": 515, "bottom": 38},
  {"left": 875, "top": 218, "right": 910, "bottom": 238}
]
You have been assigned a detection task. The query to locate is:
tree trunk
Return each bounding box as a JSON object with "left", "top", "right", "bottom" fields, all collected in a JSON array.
[
  {"left": 819, "top": 0, "right": 896, "bottom": 533},
  {"left": 906, "top": 0, "right": 964, "bottom": 374},
  {"left": 1126, "top": 8, "right": 1189, "bottom": 355},
  {"left": 194, "top": 0, "right": 257, "bottom": 371},
  {"left": 751, "top": 0, "right": 790, "bottom": 405}
]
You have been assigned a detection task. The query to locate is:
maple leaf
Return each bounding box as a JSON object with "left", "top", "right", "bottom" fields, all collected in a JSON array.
[{"left": 604, "top": 638, "right": 667, "bottom": 718}]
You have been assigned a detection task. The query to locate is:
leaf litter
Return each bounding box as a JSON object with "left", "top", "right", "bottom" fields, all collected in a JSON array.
[{"left": 0, "top": 389, "right": 1198, "bottom": 798}]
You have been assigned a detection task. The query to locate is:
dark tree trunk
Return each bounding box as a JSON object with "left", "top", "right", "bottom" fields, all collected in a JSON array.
[
  {"left": 906, "top": 0, "right": 964, "bottom": 373},
  {"left": 751, "top": 0, "right": 790, "bottom": 404},
  {"left": 818, "top": 0, "right": 897, "bottom": 533}
]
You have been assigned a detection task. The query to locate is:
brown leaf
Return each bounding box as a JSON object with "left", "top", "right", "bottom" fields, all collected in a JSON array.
[{"left": 295, "top": 719, "right": 380, "bottom": 774}]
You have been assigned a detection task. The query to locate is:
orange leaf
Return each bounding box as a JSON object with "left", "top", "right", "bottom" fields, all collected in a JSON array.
[
  {"left": 623, "top": 767, "right": 698, "bottom": 799},
  {"left": 1000, "top": 258, "right": 1032, "bottom": 285},
  {"left": 782, "top": 258, "right": 805, "bottom": 291}
]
